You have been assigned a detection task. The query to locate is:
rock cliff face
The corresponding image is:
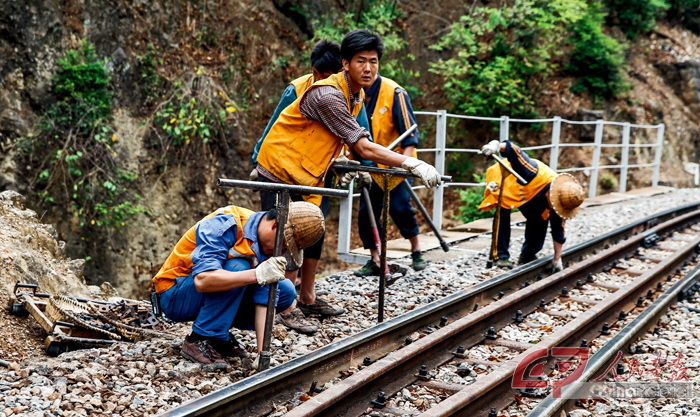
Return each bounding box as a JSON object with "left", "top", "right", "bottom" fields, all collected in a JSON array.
[{"left": 0, "top": 1, "right": 698, "bottom": 298}]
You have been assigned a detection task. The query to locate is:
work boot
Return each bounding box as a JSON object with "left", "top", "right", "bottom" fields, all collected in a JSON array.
[
  {"left": 495, "top": 258, "right": 514, "bottom": 268},
  {"left": 354, "top": 260, "right": 390, "bottom": 277},
  {"left": 518, "top": 254, "right": 539, "bottom": 265},
  {"left": 277, "top": 309, "right": 318, "bottom": 334},
  {"left": 298, "top": 296, "right": 346, "bottom": 317},
  {"left": 209, "top": 333, "right": 249, "bottom": 359},
  {"left": 181, "top": 336, "right": 228, "bottom": 369},
  {"left": 411, "top": 251, "right": 428, "bottom": 271}
]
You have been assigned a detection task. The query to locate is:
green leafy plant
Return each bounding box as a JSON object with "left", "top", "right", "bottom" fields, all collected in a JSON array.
[
  {"left": 429, "top": 0, "right": 586, "bottom": 118},
  {"left": 600, "top": 172, "right": 619, "bottom": 191},
  {"left": 455, "top": 173, "right": 495, "bottom": 223},
  {"left": 310, "top": 0, "right": 421, "bottom": 98},
  {"left": 137, "top": 43, "right": 164, "bottom": 106},
  {"left": 21, "top": 41, "right": 146, "bottom": 234},
  {"left": 567, "top": 3, "right": 630, "bottom": 100},
  {"left": 152, "top": 69, "right": 239, "bottom": 154},
  {"left": 603, "top": 0, "right": 670, "bottom": 39}
]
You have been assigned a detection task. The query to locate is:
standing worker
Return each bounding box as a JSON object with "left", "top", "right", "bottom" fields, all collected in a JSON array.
[
  {"left": 249, "top": 39, "right": 372, "bottom": 334},
  {"left": 355, "top": 73, "right": 427, "bottom": 277},
  {"left": 152, "top": 202, "right": 324, "bottom": 369},
  {"left": 479, "top": 140, "right": 585, "bottom": 271},
  {"left": 255, "top": 29, "right": 442, "bottom": 324}
]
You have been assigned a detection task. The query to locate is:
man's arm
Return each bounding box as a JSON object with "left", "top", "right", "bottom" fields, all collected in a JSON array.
[
  {"left": 189, "top": 215, "right": 257, "bottom": 293},
  {"left": 251, "top": 85, "right": 298, "bottom": 165}
]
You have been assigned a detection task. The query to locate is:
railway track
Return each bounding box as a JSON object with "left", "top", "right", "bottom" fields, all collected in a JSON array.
[{"left": 159, "top": 203, "right": 700, "bottom": 417}]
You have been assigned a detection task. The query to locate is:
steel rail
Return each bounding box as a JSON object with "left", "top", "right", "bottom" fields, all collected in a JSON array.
[
  {"left": 283, "top": 209, "right": 700, "bottom": 417},
  {"left": 157, "top": 202, "right": 700, "bottom": 417},
  {"left": 528, "top": 255, "right": 700, "bottom": 417}
]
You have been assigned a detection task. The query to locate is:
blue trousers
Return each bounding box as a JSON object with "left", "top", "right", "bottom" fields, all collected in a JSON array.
[
  {"left": 159, "top": 258, "right": 296, "bottom": 340},
  {"left": 358, "top": 180, "right": 419, "bottom": 250}
]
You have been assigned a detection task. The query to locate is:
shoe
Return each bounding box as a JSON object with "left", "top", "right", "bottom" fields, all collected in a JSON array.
[
  {"left": 181, "top": 337, "right": 228, "bottom": 369},
  {"left": 277, "top": 309, "right": 318, "bottom": 334},
  {"left": 518, "top": 254, "right": 539, "bottom": 265},
  {"left": 354, "top": 260, "right": 390, "bottom": 277},
  {"left": 210, "top": 333, "right": 249, "bottom": 359},
  {"left": 355, "top": 260, "right": 380, "bottom": 277},
  {"left": 495, "top": 258, "right": 514, "bottom": 268},
  {"left": 411, "top": 251, "right": 428, "bottom": 271},
  {"left": 298, "top": 296, "right": 346, "bottom": 317}
]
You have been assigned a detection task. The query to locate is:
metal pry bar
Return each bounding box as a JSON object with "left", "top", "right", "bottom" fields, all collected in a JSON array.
[{"left": 491, "top": 154, "right": 527, "bottom": 184}]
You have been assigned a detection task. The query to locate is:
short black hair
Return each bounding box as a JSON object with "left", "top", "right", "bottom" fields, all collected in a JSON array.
[
  {"left": 310, "top": 39, "right": 342, "bottom": 74},
  {"left": 340, "top": 29, "right": 384, "bottom": 62},
  {"left": 264, "top": 208, "right": 278, "bottom": 221}
]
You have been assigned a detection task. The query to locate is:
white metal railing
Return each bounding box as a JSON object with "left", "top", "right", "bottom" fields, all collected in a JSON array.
[{"left": 337, "top": 111, "right": 665, "bottom": 264}]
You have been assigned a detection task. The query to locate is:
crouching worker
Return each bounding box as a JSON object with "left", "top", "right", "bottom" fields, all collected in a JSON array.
[
  {"left": 152, "top": 201, "right": 325, "bottom": 369},
  {"left": 479, "top": 140, "right": 585, "bottom": 272}
]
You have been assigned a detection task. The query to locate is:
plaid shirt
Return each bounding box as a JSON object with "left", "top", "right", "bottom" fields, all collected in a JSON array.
[
  {"left": 257, "top": 72, "right": 370, "bottom": 183},
  {"left": 299, "top": 71, "right": 369, "bottom": 147}
]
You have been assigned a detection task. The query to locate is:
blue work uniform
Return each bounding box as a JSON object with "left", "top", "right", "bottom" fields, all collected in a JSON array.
[{"left": 156, "top": 209, "right": 296, "bottom": 341}]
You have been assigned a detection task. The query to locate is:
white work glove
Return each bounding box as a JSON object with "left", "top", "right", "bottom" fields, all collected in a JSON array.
[
  {"left": 551, "top": 258, "right": 563, "bottom": 273},
  {"left": 486, "top": 181, "right": 499, "bottom": 192},
  {"left": 481, "top": 140, "right": 501, "bottom": 156},
  {"left": 335, "top": 154, "right": 360, "bottom": 187},
  {"left": 255, "top": 256, "right": 287, "bottom": 285},
  {"left": 249, "top": 168, "right": 259, "bottom": 181},
  {"left": 358, "top": 171, "right": 373, "bottom": 188},
  {"left": 401, "top": 157, "right": 441, "bottom": 188}
]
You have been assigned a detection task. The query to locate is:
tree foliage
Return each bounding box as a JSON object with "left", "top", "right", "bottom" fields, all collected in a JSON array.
[
  {"left": 603, "top": 0, "right": 670, "bottom": 38},
  {"left": 21, "top": 41, "right": 145, "bottom": 235},
  {"left": 429, "top": 0, "right": 587, "bottom": 118},
  {"left": 567, "top": 2, "right": 630, "bottom": 100}
]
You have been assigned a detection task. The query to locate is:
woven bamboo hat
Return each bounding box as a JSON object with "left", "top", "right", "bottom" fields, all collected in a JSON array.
[
  {"left": 284, "top": 202, "right": 325, "bottom": 266},
  {"left": 549, "top": 173, "right": 585, "bottom": 220}
]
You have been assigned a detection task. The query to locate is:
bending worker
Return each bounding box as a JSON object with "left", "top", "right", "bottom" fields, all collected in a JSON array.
[
  {"left": 250, "top": 39, "right": 371, "bottom": 334},
  {"left": 255, "top": 29, "right": 441, "bottom": 321},
  {"left": 479, "top": 140, "right": 585, "bottom": 271},
  {"left": 355, "top": 72, "right": 427, "bottom": 277},
  {"left": 152, "top": 202, "right": 324, "bottom": 369}
]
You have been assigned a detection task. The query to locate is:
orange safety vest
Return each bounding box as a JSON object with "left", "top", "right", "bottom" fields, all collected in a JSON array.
[
  {"left": 478, "top": 159, "right": 557, "bottom": 211},
  {"left": 152, "top": 206, "right": 257, "bottom": 293},
  {"left": 290, "top": 74, "right": 314, "bottom": 97},
  {"left": 257, "top": 72, "right": 364, "bottom": 205},
  {"left": 370, "top": 77, "right": 418, "bottom": 168}
]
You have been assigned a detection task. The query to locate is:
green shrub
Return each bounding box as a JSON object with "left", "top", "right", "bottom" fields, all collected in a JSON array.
[
  {"left": 600, "top": 172, "right": 619, "bottom": 191},
  {"left": 153, "top": 70, "right": 238, "bottom": 149},
  {"left": 429, "top": 0, "right": 586, "bottom": 118},
  {"left": 567, "top": 3, "right": 630, "bottom": 100},
  {"left": 455, "top": 173, "right": 494, "bottom": 223},
  {"left": 22, "top": 41, "right": 146, "bottom": 234},
  {"left": 310, "top": 0, "right": 421, "bottom": 98},
  {"left": 603, "top": 0, "right": 670, "bottom": 39}
]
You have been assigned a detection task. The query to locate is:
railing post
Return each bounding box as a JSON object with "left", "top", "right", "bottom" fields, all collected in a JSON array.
[
  {"left": 619, "top": 123, "right": 631, "bottom": 193},
  {"left": 652, "top": 124, "right": 665, "bottom": 187},
  {"left": 549, "top": 116, "right": 561, "bottom": 171},
  {"left": 432, "top": 110, "right": 447, "bottom": 231},
  {"left": 499, "top": 116, "right": 509, "bottom": 143},
  {"left": 337, "top": 181, "right": 354, "bottom": 258},
  {"left": 589, "top": 120, "right": 604, "bottom": 199}
]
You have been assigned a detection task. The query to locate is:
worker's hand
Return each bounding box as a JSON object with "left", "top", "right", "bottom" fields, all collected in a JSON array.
[
  {"left": 401, "top": 157, "right": 441, "bottom": 188},
  {"left": 249, "top": 168, "right": 259, "bottom": 181},
  {"left": 335, "top": 154, "right": 361, "bottom": 187},
  {"left": 358, "top": 171, "right": 373, "bottom": 189},
  {"left": 486, "top": 181, "right": 499, "bottom": 192},
  {"left": 481, "top": 140, "right": 501, "bottom": 156},
  {"left": 551, "top": 258, "right": 563, "bottom": 273},
  {"left": 255, "top": 256, "right": 287, "bottom": 285}
]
